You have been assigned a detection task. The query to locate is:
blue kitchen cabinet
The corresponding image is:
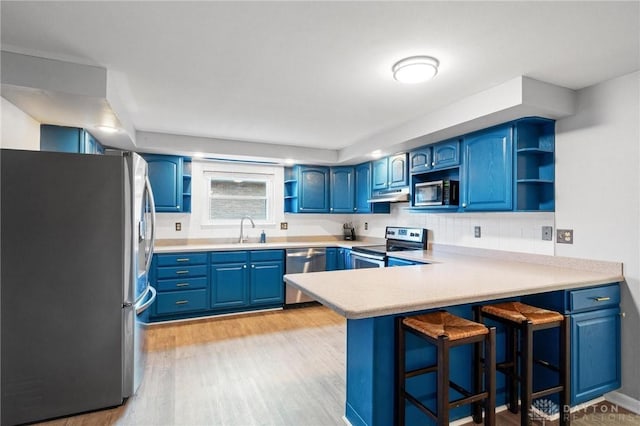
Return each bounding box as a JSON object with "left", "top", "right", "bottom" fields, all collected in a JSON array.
[
  {"left": 330, "top": 166, "right": 355, "bottom": 213},
  {"left": 144, "top": 154, "right": 185, "bottom": 213},
  {"left": 326, "top": 247, "right": 352, "bottom": 270},
  {"left": 150, "top": 252, "right": 209, "bottom": 319},
  {"left": 40, "top": 124, "right": 104, "bottom": 154},
  {"left": 249, "top": 250, "right": 284, "bottom": 306},
  {"left": 326, "top": 248, "right": 338, "bottom": 271},
  {"left": 340, "top": 248, "right": 352, "bottom": 270},
  {"left": 523, "top": 283, "right": 621, "bottom": 406},
  {"left": 372, "top": 153, "right": 408, "bottom": 191},
  {"left": 354, "top": 162, "right": 390, "bottom": 214},
  {"left": 297, "top": 166, "right": 330, "bottom": 213},
  {"left": 410, "top": 140, "right": 459, "bottom": 174},
  {"left": 210, "top": 251, "right": 250, "bottom": 309},
  {"left": 461, "top": 125, "right": 514, "bottom": 211}
]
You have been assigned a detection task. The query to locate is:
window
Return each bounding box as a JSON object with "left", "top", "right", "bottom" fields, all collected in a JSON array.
[{"left": 203, "top": 171, "right": 275, "bottom": 225}]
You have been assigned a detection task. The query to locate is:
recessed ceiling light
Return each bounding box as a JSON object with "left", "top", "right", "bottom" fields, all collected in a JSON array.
[
  {"left": 370, "top": 150, "right": 383, "bottom": 159},
  {"left": 392, "top": 56, "right": 439, "bottom": 84}
]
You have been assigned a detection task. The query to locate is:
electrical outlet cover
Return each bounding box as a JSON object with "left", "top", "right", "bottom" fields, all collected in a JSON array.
[
  {"left": 557, "top": 229, "right": 573, "bottom": 244},
  {"left": 474, "top": 226, "right": 481, "bottom": 238},
  {"left": 280, "top": 222, "right": 288, "bottom": 230},
  {"left": 542, "top": 226, "right": 553, "bottom": 241}
]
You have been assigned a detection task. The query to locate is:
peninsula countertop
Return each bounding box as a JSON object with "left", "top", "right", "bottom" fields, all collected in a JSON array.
[{"left": 283, "top": 246, "right": 624, "bottom": 319}]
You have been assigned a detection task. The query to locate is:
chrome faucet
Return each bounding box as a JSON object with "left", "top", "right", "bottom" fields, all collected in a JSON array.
[{"left": 239, "top": 215, "right": 255, "bottom": 243}]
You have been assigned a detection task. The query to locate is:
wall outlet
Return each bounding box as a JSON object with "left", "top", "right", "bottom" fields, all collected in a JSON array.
[
  {"left": 542, "top": 226, "right": 553, "bottom": 241},
  {"left": 474, "top": 226, "right": 481, "bottom": 238},
  {"left": 557, "top": 229, "right": 574, "bottom": 244},
  {"left": 280, "top": 222, "right": 288, "bottom": 230},
  {"left": 364, "top": 222, "right": 368, "bottom": 230},
  {"left": 175, "top": 222, "right": 182, "bottom": 231}
]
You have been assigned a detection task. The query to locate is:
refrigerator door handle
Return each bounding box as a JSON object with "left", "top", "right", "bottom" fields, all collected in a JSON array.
[
  {"left": 144, "top": 175, "right": 156, "bottom": 276},
  {"left": 135, "top": 285, "right": 157, "bottom": 315}
]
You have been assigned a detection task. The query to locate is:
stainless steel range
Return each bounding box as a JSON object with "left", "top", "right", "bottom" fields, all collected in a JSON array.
[{"left": 350, "top": 226, "right": 428, "bottom": 268}]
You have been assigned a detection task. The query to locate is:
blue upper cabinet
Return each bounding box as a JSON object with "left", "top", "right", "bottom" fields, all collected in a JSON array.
[
  {"left": 40, "top": 125, "right": 104, "bottom": 154},
  {"left": 330, "top": 167, "right": 355, "bottom": 213},
  {"left": 409, "top": 148, "right": 432, "bottom": 174},
  {"left": 410, "top": 140, "right": 460, "bottom": 174},
  {"left": 354, "top": 162, "right": 390, "bottom": 214},
  {"left": 372, "top": 158, "right": 389, "bottom": 191},
  {"left": 144, "top": 154, "right": 184, "bottom": 213},
  {"left": 432, "top": 139, "right": 460, "bottom": 169},
  {"left": 372, "top": 153, "right": 408, "bottom": 191},
  {"left": 461, "top": 125, "right": 514, "bottom": 211},
  {"left": 298, "top": 166, "right": 330, "bottom": 213}
]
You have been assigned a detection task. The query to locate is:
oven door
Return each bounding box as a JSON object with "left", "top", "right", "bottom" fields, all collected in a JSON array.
[{"left": 350, "top": 251, "right": 386, "bottom": 269}]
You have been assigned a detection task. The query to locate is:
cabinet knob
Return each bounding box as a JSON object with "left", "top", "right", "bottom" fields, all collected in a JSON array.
[
  {"left": 251, "top": 264, "right": 255, "bottom": 268},
  {"left": 330, "top": 208, "right": 333, "bottom": 211},
  {"left": 243, "top": 265, "right": 247, "bottom": 269},
  {"left": 462, "top": 203, "right": 467, "bottom": 208},
  {"left": 354, "top": 208, "right": 357, "bottom": 211},
  {"left": 432, "top": 161, "right": 435, "bottom": 166}
]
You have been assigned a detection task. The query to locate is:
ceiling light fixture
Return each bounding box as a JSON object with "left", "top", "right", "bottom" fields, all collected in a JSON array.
[{"left": 392, "top": 56, "right": 439, "bottom": 84}]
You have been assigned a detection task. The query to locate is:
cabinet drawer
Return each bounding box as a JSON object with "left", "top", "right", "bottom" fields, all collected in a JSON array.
[
  {"left": 156, "top": 264, "right": 207, "bottom": 279},
  {"left": 569, "top": 284, "right": 620, "bottom": 312},
  {"left": 156, "top": 276, "right": 207, "bottom": 292},
  {"left": 211, "top": 251, "right": 248, "bottom": 263},
  {"left": 155, "top": 289, "right": 207, "bottom": 315},
  {"left": 156, "top": 252, "right": 207, "bottom": 266},
  {"left": 250, "top": 250, "right": 284, "bottom": 262}
]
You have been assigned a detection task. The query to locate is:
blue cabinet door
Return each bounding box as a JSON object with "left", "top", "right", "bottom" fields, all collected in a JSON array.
[
  {"left": 387, "top": 257, "right": 416, "bottom": 267},
  {"left": 210, "top": 262, "right": 249, "bottom": 309},
  {"left": 340, "top": 248, "right": 352, "bottom": 270},
  {"left": 40, "top": 125, "right": 83, "bottom": 153},
  {"left": 355, "top": 163, "right": 372, "bottom": 213},
  {"left": 298, "top": 166, "right": 330, "bottom": 213},
  {"left": 432, "top": 140, "right": 460, "bottom": 170},
  {"left": 462, "top": 126, "right": 513, "bottom": 211},
  {"left": 409, "top": 148, "right": 432, "bottom": 174},
  {"left": 145, "top": 155, "right": 183, "bottom": 212},
  {"left": 571, "top": 307, "right": 621, "bottom": 405},
  {"left": 250, "top": 261, "right": 284, "bottom": 306},
  {"left": 389, "top": 153, "right": 408, "bottom": 188},
  {"left": 330, "top": 167, "right": 355, "bottom": 213},
  {"left": 372, "top": 158, "right": 388, "bottom": 190},
  {"left": 326, "top": 248, "right": 338, "bottom": 271}
]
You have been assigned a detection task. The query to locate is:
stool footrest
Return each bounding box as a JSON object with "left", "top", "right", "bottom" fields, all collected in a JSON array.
[
  {"left": 532, "top": 385, "right": 564, "bottom": 400},
  {"left": 406, "top": 364, "right": 437, "bottom": 379},
  {"left": 449, "top": 380, "right": 473, "bottom": 398},
  {"left": 451, "top": 392, "right": 489, "bottom": 409},
  {"left": 404, "top": 390, "right": 437, "bottom": 421}
]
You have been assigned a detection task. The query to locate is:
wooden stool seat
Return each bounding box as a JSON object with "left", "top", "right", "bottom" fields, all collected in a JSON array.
[
  {"left": 481, "top": 301, "right": 564, "bottom": 325},
  {"left": 403, "top": 311, "right": 490, "bottom": 341}
]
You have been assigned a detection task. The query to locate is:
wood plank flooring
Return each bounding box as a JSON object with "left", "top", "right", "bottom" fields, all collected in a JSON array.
[{"left": 36, "top": 306, "right": 638, "bottom": 425}]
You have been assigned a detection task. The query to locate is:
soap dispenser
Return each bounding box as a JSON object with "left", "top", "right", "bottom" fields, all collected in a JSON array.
[{"left": 260, "top": 230, "right": 266, "bottom": 243}]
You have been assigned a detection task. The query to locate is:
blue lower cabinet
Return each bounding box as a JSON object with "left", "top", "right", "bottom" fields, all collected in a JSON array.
[
  {"left": 210, "top": 262, "right": 249, "bottom": 309},
  {"left": 250, "top": 261, "right": 284, "bottom": 305},
  {"left": 387, "top": 257, "right": 416, "bottom": 267},
  {"left": 327, "top": 247, "right": 352, "bottom": 270},
  {"left": 156, "top": 276, "right": 207, "bottom": 292},
  {"left": 155, "top": 289, "right": 207, "bottom": 315},
  {"left": 571, "top": 307, "right": 621, "bottom": 404},
  {"left": 326, "top": 248, "right": 338, "bottom": 271}
]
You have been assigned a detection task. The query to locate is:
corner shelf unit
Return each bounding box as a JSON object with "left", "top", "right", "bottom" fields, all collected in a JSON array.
[
  {"left": 182, "top": 159, "right": 192, "bottom": 213},
  {"left": 514, "top": 118, "right": 555, "bottom": 211},
  {"left": 284, "top": 168, "right": 298, "bottom": 213}
]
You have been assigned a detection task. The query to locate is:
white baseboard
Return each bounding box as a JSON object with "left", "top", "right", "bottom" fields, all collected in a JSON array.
[{"left": 605, "top": 391, "right": 640, "bottom": 414}]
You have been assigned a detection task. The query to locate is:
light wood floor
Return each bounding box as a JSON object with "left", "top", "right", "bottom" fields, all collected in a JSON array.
[{"left": 37, "top": 306, "right": 639, "bottom": 426}]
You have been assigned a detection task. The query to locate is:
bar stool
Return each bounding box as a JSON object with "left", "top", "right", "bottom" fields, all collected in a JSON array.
[
  {"left": 476, "top": 302, "right": 570, "bottom": 425},
  {"left": 395, "top": 311, "right": 496, "bottom": 425}
]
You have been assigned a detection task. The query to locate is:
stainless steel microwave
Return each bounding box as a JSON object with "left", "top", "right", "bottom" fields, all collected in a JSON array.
[{"left": 414, "top": 180, "right": 459, "bottom": 206}]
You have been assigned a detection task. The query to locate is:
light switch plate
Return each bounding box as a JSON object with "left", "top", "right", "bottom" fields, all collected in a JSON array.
[
  {"left": 175, "top": 222, "right": 182, "bottom": 231},
  {"left": 474, "top": 226, "right": 481, "bottom": 238},
  {"left": 557, "top": 229, "right": 573, "bottom": 244}
]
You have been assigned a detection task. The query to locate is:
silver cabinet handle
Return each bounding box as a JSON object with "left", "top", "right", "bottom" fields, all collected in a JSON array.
[
  {"left": 176, "top": 258, "right": 190, "bottom": 262},
  {"left": 175, "top": 270, "right": 189, "bottom": 275},
  {"left": 176, "top": 283, "right": 190, "bottom": 287},
  {"left": 593, "top": 296, "right": 611, "bottom": 302},
  {"left": 175, "top": 300, "right": 189, "bottom": 305}
]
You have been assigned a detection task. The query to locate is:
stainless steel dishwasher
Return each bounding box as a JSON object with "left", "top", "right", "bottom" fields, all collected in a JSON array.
[{"left": 285, "top": 248, "right": 326, "bottom": 306}]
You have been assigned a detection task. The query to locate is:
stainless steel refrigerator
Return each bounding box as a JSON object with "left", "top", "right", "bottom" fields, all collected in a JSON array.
[{"left": 1, "top": 149, "right": 157, "bottom": 425}]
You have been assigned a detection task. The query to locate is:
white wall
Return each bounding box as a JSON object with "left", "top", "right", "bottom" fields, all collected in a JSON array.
[
  {"left": 555, "top": 71, "right": 640, "bottom": 405},
  {"left": 0, "top": 97, "right": 40, "bottom": 150}
]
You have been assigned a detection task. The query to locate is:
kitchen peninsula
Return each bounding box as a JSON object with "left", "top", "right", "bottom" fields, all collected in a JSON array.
[{"left": 283, "top": 246, "right": 624, "bottom": 426}]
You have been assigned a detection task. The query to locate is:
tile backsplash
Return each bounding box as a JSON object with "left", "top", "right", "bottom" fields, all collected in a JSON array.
[{"left": 155, "top": 203, "right": 554, "bottom": 255}]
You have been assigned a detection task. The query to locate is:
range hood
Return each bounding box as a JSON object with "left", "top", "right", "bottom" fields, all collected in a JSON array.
[{"left": 368, "top": 187, "right": 410, "bottom": 203}]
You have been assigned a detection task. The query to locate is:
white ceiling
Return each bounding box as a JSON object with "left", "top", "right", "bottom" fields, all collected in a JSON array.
[{"left": 1, "top": 1, "right": 639, "bottom": 153}]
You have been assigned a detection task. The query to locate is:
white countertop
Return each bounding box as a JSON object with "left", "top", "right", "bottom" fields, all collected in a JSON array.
[
  {"left": 283, "top": 248, "right": 623, "bottom": 319},
  {"left": 154, "top": 240, "right": 376, "bottom": 253}
]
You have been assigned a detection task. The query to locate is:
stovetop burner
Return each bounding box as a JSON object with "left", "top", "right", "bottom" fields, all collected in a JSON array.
[{"left": 351, "top": 227, "right": 428, "bottom": 257}]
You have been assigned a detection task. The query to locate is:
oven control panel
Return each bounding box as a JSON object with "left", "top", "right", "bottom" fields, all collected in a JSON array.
[{"left": 385, "top": 226, "right": 426, "bottom": 244}]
